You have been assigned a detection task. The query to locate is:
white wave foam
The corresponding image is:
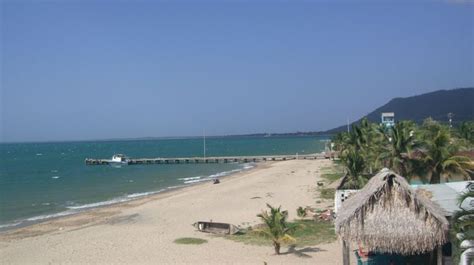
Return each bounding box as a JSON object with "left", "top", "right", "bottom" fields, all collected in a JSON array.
[
  {"left": 36, "top": 153, "right": 43, "bottom": 156},
  {"left": 184, "top": 179, "right": 208, "bottom": 184},
  {"left": 181, "top": 163, "right": 256, "bottom": 185},
  {"left": 166, "top": 185, "right": 185, "bottom": 190},
  {"left": 2, "top": 164, "right": 258, "bottom": 231},
  {"left": 178, "top": 176, "right": 202, "bottom": 181},
  {"left": 208, "top": 168, "right": 240, "bottom": 178},
  {"left": 127, "top": 192, "right": 154, "bottom": 198},
  {"left": 126, "top": 189, "right": 165, "bottom": 198},
  {"left": 26, "top": 211, "right": 74, "bottom": 222},
  {"left": 3, "top": 188, "right": 178, "bottom": 230},
  {"left": 67, "top": 188, "right": 170, "bottom": 210},
  {"left": 67, "top": 197, "right": 130, "bottom": 210},
  {"left": 0, "top": 222, "right": 22, "bottom": 229},
  {"left": 242, "top": 163, "right": 255, "bottom": 170}
]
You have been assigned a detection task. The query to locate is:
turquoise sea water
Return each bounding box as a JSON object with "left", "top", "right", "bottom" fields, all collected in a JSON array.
[{"left": 0, "top": 136, "right": 327, "bottom": 229}]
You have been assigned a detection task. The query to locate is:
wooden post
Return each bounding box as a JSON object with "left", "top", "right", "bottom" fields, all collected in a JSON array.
[
  {"left": 437, "top": 246, "right": 443, "bottom": 265},
  {"left": 342, "top": 240, "right": 350, "bottom": 265}
]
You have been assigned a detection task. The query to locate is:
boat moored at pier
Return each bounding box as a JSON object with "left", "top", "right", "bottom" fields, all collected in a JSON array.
[{"left": 109, "top": 154, "right": 130, "bottom": 165}]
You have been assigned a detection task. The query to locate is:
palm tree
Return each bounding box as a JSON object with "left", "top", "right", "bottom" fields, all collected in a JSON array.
[
  {"left": 332, "top": 132, "right": 347, "bottom": 153},
  {"left": 347, "top": 124, "right": 366, "bottom": 151},
  {"left": 332, "top": 118, "right": 384, "bottom": 184},
  {"left": 452, "top": 191, "right": 474, "bottom": 238},
  {"left": 340, "top": 149, "right": 367, "bottom": 189},
  {"left": 378, "top": 120, "right": 418, "bottom": 179},
  {"left": 359, "top": 118, "right": 384, "bottom": 174},
  {"left": 451, "top": 191, "right": 474, "bottom": 264},
  {"left": 417, "top": 120, "right": 473, "bottom": 183},
  {"left": 256, "top": 204, "right": 295, "bottom": 255},
  {"left": 456, "top": 121, "right": 474, "bottom": 145}
]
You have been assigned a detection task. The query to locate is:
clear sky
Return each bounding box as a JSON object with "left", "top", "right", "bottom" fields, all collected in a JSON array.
[{"left": 1, "top": 0, "right": 473, "bottom": 142}]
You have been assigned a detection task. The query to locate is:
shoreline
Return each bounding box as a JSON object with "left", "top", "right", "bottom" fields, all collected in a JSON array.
[
  {"left": 0, "top": 161, "right": 267, "bottom": 237},
  {"left": 0, "top": 159, "right": 341, "bottom": 264}
]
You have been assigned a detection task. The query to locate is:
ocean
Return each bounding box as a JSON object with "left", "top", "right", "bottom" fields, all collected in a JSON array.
[{"left": 0, "top": 136, "right": 327, "bottom": 230}]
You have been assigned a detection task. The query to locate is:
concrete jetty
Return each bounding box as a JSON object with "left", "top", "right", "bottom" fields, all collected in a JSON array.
[{"left": 85, "top": 154, "right": 328, "bottom": 165}]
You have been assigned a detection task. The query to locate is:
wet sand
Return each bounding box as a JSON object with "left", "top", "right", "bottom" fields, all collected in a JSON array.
[{"left": 0, "top": 159, "right": 345, "bottom": 264}]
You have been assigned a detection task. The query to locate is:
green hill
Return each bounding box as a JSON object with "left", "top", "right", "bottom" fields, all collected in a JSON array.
[{"left": 325, "top": 87, "right": 474, "bottom": 133}]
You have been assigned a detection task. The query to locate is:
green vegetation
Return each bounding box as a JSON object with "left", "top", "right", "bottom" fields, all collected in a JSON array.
[
  {"left": 227, "top": 219, "right": 336, "bottom": 249},
  {"left": 255, "top": 204, "right": 295, "bottom": 254},
  {"left": 319, "top": 188, "right": 335, "bottom": 200},
  {"left": 457, "top": 121, "right": 474, "bottom": 145},
  {"left": 451, "top": 191, "right": 474, "bottom": 264},
  {"left": 173, "top": 237, "right": 208, "bottom": 245},
  {"left": 320, "top": 163, "right": 344, "bottom": 185},
  {"left": 332, "top": 118, "right": 473, "bottom": 187},
  {"left": 321, "top": 172, "right": 342, "bottom": 183},
  {"left": 296, "top": 206, "right": 307, "bottom": 218},
  {"left": 290, "top": 220, "right": 337, "bottom": 246}
]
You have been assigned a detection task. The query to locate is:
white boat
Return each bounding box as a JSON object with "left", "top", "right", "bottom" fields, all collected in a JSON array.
[
  {"left": 193, "top": 221, "right": 240, "bottom": 235},
  {"left": 109, "top": 154, "right": 130, "bottom": 164}
]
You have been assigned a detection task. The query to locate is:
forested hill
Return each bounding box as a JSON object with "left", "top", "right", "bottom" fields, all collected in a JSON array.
[{"left": 325, "top": 87, "right": 474, "bottom": 133}]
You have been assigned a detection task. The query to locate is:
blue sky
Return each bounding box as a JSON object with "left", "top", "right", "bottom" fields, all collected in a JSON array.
[{"left": 1, "top": 1, "right": 473, "bottom": 142}]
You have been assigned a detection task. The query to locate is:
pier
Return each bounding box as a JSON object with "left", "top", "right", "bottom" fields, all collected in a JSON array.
[{"left": 85, "top": 154, "right": 328, "bottom": 165}]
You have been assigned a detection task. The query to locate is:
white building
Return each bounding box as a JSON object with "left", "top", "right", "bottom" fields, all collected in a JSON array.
[{"left": 381, "top": 112, "right": 395, "bottom": 127}]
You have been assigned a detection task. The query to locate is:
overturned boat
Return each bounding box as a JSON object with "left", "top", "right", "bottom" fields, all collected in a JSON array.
[{"left": 193, "top": 221, "right": 240, "bottom": 235}]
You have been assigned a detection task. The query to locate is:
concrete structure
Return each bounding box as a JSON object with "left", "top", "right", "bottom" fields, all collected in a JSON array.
[
  {"left": 412, "top": 181, "right": 474, "bottom": 216},
  {"left": 85, "top": 154, "right": 326, "bottom": 165},
  {"left": 381, "top": 112, "right": 395, "bottom": 127}
]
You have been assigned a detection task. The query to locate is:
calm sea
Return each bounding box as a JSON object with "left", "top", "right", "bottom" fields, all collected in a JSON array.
[{"left": 0, "top": 136, "right": 327, "bottom": 230}]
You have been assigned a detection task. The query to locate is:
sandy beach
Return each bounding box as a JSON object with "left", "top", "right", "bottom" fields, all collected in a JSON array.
[{"left": 0, "top": 159, "right": 344, "bottom": 264}]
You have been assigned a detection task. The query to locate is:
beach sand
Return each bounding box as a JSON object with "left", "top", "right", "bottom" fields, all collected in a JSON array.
[{"left": 0, "top": 159, "right": 346, "bottom": 264}]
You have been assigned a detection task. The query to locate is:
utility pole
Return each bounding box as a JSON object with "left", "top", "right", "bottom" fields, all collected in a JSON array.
[
  {"left": 203, "top": 129, "right": 206, "bottom": 158},
  {"left": 448, "top": 113, "right": 454, "bottom": 128}
]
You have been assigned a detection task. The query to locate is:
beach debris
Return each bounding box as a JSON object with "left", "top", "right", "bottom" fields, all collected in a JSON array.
[
  {"left": 316, "top": 209, "right": 334, "bottom": 221},
  {"left": 317, "top": 181, "right": 324, "bottom": 186},
  {"left": 296, "top": 206, "right": 307, "bottom": 218},
  {"left": 193, "top": 221, "right": 240, "bottom": 235},
  {"left": 213, "top": 179, "right": 220, "bottom": 184},
  {"left": 250, "top": 196, "right": 262, "bottom": 199},
  {"left": 295, "top": 206, "right": 327, "bottom": 218}
]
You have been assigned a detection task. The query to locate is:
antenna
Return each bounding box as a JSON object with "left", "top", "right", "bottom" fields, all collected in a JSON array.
[
  {"left": 203, "top": 129, "right": 206, "bottom": 158},
  {"left": 447, "top": 113, "right": 454, "bottom": 128}
]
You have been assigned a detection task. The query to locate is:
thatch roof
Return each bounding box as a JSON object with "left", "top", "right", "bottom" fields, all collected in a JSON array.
[
  {"left": 335, "top": 168, "right": 449, "bottom": 255},
  {"left": 334, "top": 173, "right": 349, "bottom": 190}
]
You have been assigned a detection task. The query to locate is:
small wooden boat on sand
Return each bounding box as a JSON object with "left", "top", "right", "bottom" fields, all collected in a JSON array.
[{"left": 193, "top": 221, "right": 240, "bottom": 235}]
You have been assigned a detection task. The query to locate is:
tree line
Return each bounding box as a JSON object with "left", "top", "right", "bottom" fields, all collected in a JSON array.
[{"left": 332, "top": 118, "right": 474, "bottom": 188}]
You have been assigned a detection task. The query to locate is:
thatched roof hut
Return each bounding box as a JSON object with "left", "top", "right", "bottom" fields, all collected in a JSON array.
[{"left": 335, "top": 168, "right": 449, "bottom": 255}]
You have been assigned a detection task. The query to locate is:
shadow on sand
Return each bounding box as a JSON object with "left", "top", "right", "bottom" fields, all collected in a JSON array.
[{"left": 282, "top": 245, "right": 326, "bottom": 258}]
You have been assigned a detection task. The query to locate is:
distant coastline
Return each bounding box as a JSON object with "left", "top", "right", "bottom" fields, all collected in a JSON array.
[{"left": 0, "top": 133, "right": 332, "bottom": 145}]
